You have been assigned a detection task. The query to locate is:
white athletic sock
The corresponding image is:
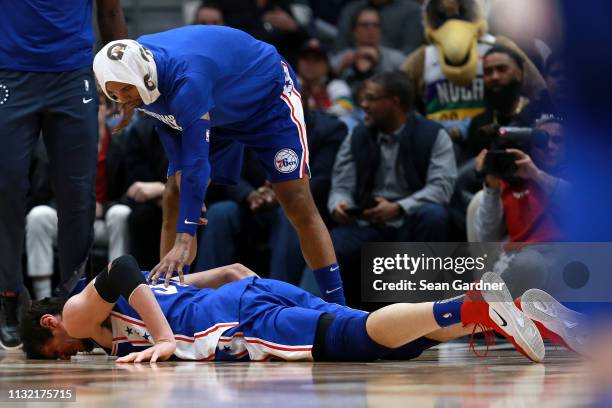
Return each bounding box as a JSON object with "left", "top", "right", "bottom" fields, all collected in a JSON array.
[{"left": 32, "top": 277, "right": 52, "bottom": 300}]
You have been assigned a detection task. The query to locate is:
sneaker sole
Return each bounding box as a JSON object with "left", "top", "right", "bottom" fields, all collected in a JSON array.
[
  {"left": 0, "top": 339, "right": 22, "bottom": 351},
  {"left": 480, "top": 272, "right": 546, "bottom": 362},
  {"left": 520, "top": 288, "right": 587, "bottom": 355}
]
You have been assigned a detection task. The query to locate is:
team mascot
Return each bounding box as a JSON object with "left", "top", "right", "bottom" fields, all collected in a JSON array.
[{"left": 402, "top": 0, "right": 546, "bottom": 137}]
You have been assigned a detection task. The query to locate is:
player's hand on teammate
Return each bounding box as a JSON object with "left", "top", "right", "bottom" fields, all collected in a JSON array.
[
  {"left": 362, "top": 197, "right": 402, "bottom": 224},
  {"left": 116, "top": 339, "right": 176, "bottom": 363},
  {"left": 149, "top": 234, "right": 192, "bottom": 287}
]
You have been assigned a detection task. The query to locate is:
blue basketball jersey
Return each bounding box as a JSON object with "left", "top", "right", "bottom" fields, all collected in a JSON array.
[
  {"left": 108, "top": 275, "right": 361, "bottom": 362},
  {"left": 0, "top": 0, "right": 94, "bottom": 71},
  {"left": 137, "top": 25, "right": 285, "bottom": 130},
  {"left": 109, "top": 275, "right": 254, "bottom": 360}
]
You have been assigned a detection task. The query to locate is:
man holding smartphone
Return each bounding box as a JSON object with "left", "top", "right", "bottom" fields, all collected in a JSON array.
[{"left": 327, "top": 71, "right": 457, "bottom": 306}]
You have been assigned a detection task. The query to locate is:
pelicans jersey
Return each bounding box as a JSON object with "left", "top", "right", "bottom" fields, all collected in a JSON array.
[{"left": 423, "top": 34, "right": 497, "bottom": 124}]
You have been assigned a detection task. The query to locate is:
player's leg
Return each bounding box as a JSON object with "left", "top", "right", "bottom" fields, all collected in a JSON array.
[
  {"left": 320, "top": 272, "right": 545, "bottom": 362},
  {"left": 242, "top": 60, "right": 345, "bottom": 304},
  {"left": 41, "top": 68, "right": 97, "bottom": 295},
  {"left": 233, "top": 278, "right": 447, "bottom": 361},
  {"left": 0, "top": 69, "right": 44, "bottom": 348},
  {"left": 271, "top": 178, "right": 345, "bottom": 303}
]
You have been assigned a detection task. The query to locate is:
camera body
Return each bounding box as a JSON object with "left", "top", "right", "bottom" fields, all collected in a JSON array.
[{"left": 481, "top": 126, "right": 549, "bottom": 180}]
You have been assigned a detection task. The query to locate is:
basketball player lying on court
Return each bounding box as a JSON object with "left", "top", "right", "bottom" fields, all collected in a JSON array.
[{"left": 19, "top": 255, "right": 584, "bottom": 363}]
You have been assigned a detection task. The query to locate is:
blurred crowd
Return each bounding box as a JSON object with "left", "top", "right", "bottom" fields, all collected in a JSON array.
[{"left": 24, "top": 0, "right": 568, "bottom": 308}]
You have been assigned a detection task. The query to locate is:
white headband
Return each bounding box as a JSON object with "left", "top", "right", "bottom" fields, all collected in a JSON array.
[{"left": 93, "top": 40, "right": 161, "bottom": 105}]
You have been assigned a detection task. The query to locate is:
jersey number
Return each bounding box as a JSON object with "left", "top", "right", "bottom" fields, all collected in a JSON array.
[{"left": 149, "top": 284, "right": 178, "bottom": 295}]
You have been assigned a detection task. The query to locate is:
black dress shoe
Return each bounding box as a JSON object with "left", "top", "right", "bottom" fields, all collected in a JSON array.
[{"left": 0, "top": 295, "right": 22, "bottom": 349}]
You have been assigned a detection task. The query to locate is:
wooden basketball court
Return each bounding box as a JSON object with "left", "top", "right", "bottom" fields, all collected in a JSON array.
[{"left": 0, "top": 344, "right": 595, "bottom": 407}]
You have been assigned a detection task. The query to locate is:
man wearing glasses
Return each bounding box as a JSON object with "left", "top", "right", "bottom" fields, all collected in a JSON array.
[{"left": 328, "top": 71, "right": 457, "bottom": 306}]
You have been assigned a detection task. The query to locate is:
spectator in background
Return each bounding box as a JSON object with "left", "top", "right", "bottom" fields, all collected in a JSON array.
[
  {"left": 328, "top": 71, "right": 456, "bottom": 306},
  {"left": 470, "top": 117, "right": 568, "bottom": 296},
  {"left": 216, "top": 0, "right": 312, "bottom": 66},
  {"left": 465, "top": 45, "right": 530, "bottom": 159},
  {"left": 121, "top": 115, "right": 169, "bottom": 271},
  {"left": 472, "top": 117, "right": 567, "bottom": 243},
  {"left": 25, "top": 94, "right": 131, "bottom": 300},
  {"left": 297, "top": 39, "right": 353, "bottom": 119},
  {"left": 451, "top": 45, "right": 530, "bottom": 234},
  {"left": 401, "top": 0, "right": 544, "bottom": 141},
  {"left": 332, "top": 0, "right": 423, "bottom": 55},
  {"left": 193, "top": 2, "right": 225, "bottom": 26},
  {"left": 332, "top": 7, "right": 405, "bottom": 91},
  {"left": 519, "top": 53, "right": 567, "bottom": 125},
  {"left": 310, "top": 0, "right": 359, "bottom": 27}
]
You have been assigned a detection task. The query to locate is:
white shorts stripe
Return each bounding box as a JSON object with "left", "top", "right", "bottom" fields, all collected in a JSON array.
[{"left": 280, "top": 63, "right": 309, "bottom": 177}]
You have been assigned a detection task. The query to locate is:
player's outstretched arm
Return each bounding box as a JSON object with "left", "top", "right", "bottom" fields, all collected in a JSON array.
[
  {"left": 151, "top": 118, "right": 211, "bottom": 286},
  {"left": 116, "top": 285, "right": 176, "bottom": 363},
  {"left": 67, "top": 255, "right": 176, "bottom": 363},
  {"left": 183, "top": 263, "right": 259, "bottom": 289}
]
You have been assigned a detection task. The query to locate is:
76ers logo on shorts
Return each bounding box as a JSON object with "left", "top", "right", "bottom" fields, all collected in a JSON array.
[{"left": 274, "top": 149, "right": 299, "bottom": 173}]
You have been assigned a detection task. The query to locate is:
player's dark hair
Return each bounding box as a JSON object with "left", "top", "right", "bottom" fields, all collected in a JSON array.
[
  {"left": 351, "top": 5, "right": 381, "bottom": 30},
  {"left": 19, "top": 297, "right": 68, "bottom": 359},
  {"left": 484, "top": 45, "right": 525, "bottom": 71},
  {"left": 369, "top": 70, "right": 415, "bottom": 112}
]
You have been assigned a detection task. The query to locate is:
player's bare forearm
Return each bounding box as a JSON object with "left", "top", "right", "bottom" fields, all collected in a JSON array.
[
  {"left": 174, "top": 232, "right": 194, "bottom": 252},
  {"left": 97, "top": 0, "right": 128, "bottom": 43},
  {"left": 129, "top": 285, "right": 175, "bottom": 345},
  {"left": 183, "top": 264, "right": 258, "bottom": 289}
]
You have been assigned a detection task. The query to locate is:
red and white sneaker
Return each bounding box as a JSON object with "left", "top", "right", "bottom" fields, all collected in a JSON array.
[
  {"left": 519, "top": 288, "right": 588, "bottom": 356},
  {"left": 461, "top": 272, "right": 545, "bottom": 363}
]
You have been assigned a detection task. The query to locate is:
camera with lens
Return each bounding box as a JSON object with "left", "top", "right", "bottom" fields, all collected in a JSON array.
[{"left": 479, "top": 126, "right": 549, "bottom": 180}]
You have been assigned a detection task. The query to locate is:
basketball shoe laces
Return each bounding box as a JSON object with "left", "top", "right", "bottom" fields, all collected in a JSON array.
[{"left": 468, "top": 323, "right": 496, "bottom": 358}]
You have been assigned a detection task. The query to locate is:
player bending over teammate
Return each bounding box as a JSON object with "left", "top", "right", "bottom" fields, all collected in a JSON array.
[
  {"left": 93, "top": 25, "right": 346, "bottom": 306},
  {"left": 19, "top": 255, "right": 585, "bottom": 362}
]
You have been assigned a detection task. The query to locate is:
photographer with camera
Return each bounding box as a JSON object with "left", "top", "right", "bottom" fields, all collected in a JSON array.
[
  {"left": 469, "top": 116, "right": 569, "bottom": 296},
  {"left": 328, "top": 71, "right": 456, "bottom": 306},
  {"left": 472, "top": 117, "right": 568, "bottom": 243}
]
